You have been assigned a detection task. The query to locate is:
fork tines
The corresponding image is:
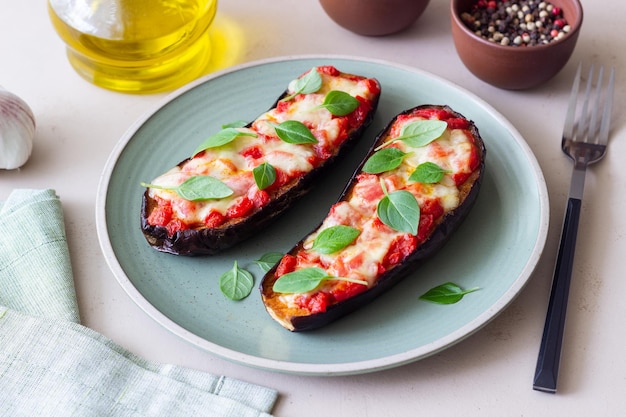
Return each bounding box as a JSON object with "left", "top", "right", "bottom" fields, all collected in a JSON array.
[{"left": 565, "top": 64, "right": 616, "bottom": 146}]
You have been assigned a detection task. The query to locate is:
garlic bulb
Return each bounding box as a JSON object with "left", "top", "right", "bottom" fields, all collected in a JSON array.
[{"left": 0, "top": 86, "right": 36, "bottom": 170}]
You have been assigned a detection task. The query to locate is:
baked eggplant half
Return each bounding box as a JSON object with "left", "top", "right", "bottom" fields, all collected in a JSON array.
[
  {"left": 260, "top": 105, "right": 486, "bottom": 331},
  {"left": 140, "top": 66, "right": 381, "bottom": 255}
]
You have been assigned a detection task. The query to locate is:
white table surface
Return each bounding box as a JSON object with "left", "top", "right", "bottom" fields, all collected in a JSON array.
[{"left": 2, "top": 0, "right": 625, "bottom": 415}]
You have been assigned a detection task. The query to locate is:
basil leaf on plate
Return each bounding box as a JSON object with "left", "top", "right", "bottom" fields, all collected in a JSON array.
[
  {"left": 272, "top": 267, "right": 367, "bottom": 294},
  {"left": 362, "top": 148, "right": 408, "bottom": 174},
  {"left": 220, "top": 261, "right": 255, "bottom": 301},
  {"left": 318, "top": 90, "right": 360, "bottom": 116},
  {"left": 409, "top": 162, "right": 449, "bottom": 183},
  {"left": 273, "top": 267, "right": 328, "bottom": 293},
  {"left": 397, "top": 120, "right": 447, "bottom": 148},
  {"left": 376, "top": 180, "right": 420, "bottom": 235},
  {"left": 281, "top": 67, "right": 323, "bottom": 101},
  {"left": 274, "top": 120, "right": 318, "bottom": 144},
  {"left": 255, "top": 252, "right": 284, "bottom": 273},
  {"left": 140, "top": 175, "right": 234, "bottom": 202},
  {"left": 377, "top": 119, "right": 447, "bottom": 151},
  {"left": 311, "top": 225, "right": 361, "bottom": 254},
  {"left": 419, "top": 282, "right": 479, "bottom": 304},
  {"left": 253, "top": 162, "right": 277, "bottom": 190},
  {"left": 193, "top": 128, "right": 257, "bottom": 156}
]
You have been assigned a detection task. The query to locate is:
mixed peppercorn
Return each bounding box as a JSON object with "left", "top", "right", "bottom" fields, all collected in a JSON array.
[{"left": 461, "top": 0, "right": 570, "bottom": 46}]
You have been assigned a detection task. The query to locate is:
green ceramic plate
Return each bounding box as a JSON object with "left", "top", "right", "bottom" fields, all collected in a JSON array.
[{"left": 96, "top": 56, "right": 549, "bottom": 376}]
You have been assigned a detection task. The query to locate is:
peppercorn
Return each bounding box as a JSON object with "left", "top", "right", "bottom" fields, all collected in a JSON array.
[{"left": 460, "top": 0, "right": 570, "bottom": 47}]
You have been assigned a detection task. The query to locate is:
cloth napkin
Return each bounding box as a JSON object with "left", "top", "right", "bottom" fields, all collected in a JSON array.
[{"left": 0, "top": 189, "right": 278, "bottom": 417}]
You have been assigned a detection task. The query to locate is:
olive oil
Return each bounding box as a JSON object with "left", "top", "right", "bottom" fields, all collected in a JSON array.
[{"left": 48, "top": 0, "right": 218, "bottom": 93}]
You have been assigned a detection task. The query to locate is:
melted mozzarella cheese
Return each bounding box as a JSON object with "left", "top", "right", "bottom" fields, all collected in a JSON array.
[
  {"left": 278, "top": 113, "right": 478, "bottom": 307},
  {"left": 147, "top": 69, "right": 376, "bottom": 226}
]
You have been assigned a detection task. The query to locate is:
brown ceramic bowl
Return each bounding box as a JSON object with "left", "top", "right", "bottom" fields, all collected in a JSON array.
[
  {"left": 319, "top": 0, "right": 431, "bottom": 36},
  {"left": 451, "top": 0, "right": 583, "bottom": 90}
]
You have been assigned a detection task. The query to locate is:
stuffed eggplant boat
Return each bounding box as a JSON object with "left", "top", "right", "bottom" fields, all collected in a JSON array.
[
  {"left": 260, "top": 105, "right": 486, "bottom": 331},
  {"left": 140, "top": 66, "right": 381, "bottom": 255}
]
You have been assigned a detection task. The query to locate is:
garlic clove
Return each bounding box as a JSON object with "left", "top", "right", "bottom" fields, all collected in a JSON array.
[{"left": 0, "top": 86, "right": 36, "bottom": 170}]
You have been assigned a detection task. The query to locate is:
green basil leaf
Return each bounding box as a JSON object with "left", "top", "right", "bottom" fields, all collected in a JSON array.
[
  {"left": 409, "top": 162, "right": 449, "bottom": 183},
  {"left": 281, "top": 67, "right": 323, "bottom": 101},
  {"left": 396, "top": 120, "right": 447, "bottom": 148},
  {"left": 221, "top": 120, "right": 248, "bottom": 128},
  {"left": 317, "top": 90, "right": 360, "bottom": 116},
  {"left": 193, "top": 128, "right": 257, "bottom": 156},
  {"left": 376, "top": 180, "right": 420, "bottom": 235},
  {"left": 419, "top": 282, "right": 479, "bottom": 304},
  {"left": 362, "top": 148, "right": 408, "bottom": 174},
  {"left": 253, "top": 162, "right": 276, "bottom": 190},
  {"left": 219, "top": 261, "right": 255, "bottom": 300},
  {"left": 174, "top": 176, "right": 234, "bottom": 201},
  {"left": 272, "top": 267, "right": 328, "bottom": 293},
  {"left": 274, "top": 120, "right": 318, "bottom": 144},
  {"left": 311, "top": 225, "right": 361, "bottom": 254},
  {"left": 272, "top": 267, "right": 368, "bottom": 294},
  {"left": 141, "top": 175, "right": 234, "bottom": 202},
  {"left": 254, "top": 252, "right": 284, "bottom": 273}
]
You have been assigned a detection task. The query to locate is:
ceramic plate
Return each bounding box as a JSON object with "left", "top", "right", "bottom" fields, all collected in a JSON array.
[{"left": 96, "top": 56, "right": 549, "bottom": 376}]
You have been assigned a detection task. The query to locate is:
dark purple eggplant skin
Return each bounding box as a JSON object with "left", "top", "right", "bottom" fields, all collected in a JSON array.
[
  {"left": 141, "top": 82, "right": 381, "bottom": 256},
  {"left": 260, "top": 105, "right": 486, "bottom": 332}
]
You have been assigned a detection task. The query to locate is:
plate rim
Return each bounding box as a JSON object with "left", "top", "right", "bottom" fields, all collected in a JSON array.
[{"left": 95, "top": 54, "right": 550, "bottom": 376}]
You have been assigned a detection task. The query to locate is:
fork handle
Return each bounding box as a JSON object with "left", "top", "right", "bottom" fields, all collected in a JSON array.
[{"left": 533, "top": 197, "right": 582, "bottom": 393}]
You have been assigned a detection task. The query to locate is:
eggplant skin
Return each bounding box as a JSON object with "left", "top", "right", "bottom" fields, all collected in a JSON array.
[
  {"left": 260, "top": 105, "right": 486, "bottom": 332},
  {"left": 141, "top": 82, "right": 381, "bottom": 256}
]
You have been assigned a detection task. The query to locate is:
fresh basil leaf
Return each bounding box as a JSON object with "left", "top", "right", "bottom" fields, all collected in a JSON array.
[
  {"left": 409, "top": 162, "right": 449, "bottom": 183},
  {"left": 272, "top": 267, "right": 328, "bottom": 293},
  {"left": 311, "top": 225, "right": 360, "bottom": 254},
  {"left": 253, "top": 162, "right": 276, "bottom": 190},
  {"left": 174, "top": 176, "right": 234, "bottom": 201},
  {"left": 376, "top": 180, "right": 420, "bottom": 235},
  {"left": 419, "top": 282, "right": 479, "bottom": 304},
  {"left": 318, "top": 90, "right": 360, "bottom": 116},
  {"left": 281, "top": 67, "right": 323, "bottom": 101},
  {"left": 141, "top": 175, "right": 234, "bottom": 201},
  {"left": 255, "top": 252, "right": 284, "bottom": 273},
  {"left": 274, "top": 120, "right": 318, "bottom": 144},
  {"left": 397, "top": 120, "right": 447, "bottom": 148},
  {"left": 375, "top": 119, "right": 448, "bottom": 151},
  {"left": 221, "top": 120, "right": 248, "bottom": 128},
  {"left": 272, "top": 267, "right": 368, "bottom": 294},
  {"left": 362, "top": 148, "right": 408, "bottom": 174},
  {"left": 219, "top": 261, "right": 255, "bottom": 300},
  {"left": 193, "top": 128, "right": 256, "bottom": 156}
]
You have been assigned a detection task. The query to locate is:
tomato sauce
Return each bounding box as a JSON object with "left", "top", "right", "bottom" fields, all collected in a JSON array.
[
  {"left": 273, "top": 106, "right": 480, "bottom": 316},
  {"left": 147, "top": 66, "right": 379, "bottom": 236}
]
